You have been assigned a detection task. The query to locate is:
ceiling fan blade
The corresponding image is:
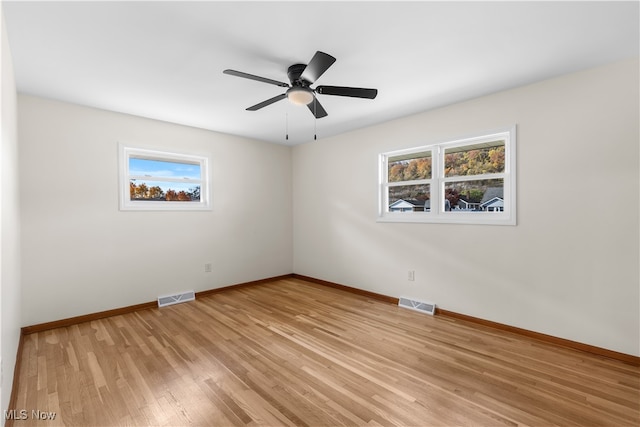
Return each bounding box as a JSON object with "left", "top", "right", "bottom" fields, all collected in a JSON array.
[
  {"left": 246, "top": 93, "right": 287, "bottom": 111},
  {"left": 307, "top": 97, "right": 328, "bottom": 118},
  {"left": 316, "top": 85, "right": 378, "bottom": 99},
  {"left": 223, "top": 69, "right": 289, "bottom": 88},
  {"left": 301, "top": 51, "right": 336, "bottom": 84}
]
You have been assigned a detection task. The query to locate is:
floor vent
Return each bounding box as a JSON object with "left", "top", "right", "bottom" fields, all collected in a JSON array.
[
  {"left": 158, "top": 290, "right": 195, "bottom": 308},
  {"left": 398, "top": 297, "right": 436, "bottom": 315}
]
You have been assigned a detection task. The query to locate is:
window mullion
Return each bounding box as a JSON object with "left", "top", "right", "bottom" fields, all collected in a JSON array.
[
  {"left": 129, "top": 175, "right": 201, "bottom": 184},
  {"left": 387, "top": 178, "right": 430, "bottom": 187},
  {"left": 442, "top": 172, "right": 505, "bottom": 183},
  {"left": 432, "top": 145, "right": 444, "bottom": 215}
]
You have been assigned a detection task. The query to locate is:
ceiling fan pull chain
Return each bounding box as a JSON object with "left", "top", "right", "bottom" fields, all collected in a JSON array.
[
  {"left": 285, "top": 111, "right": 289, "bottom": 141},
  {"left": 314, "top": 101, "right": 317, "bottom": 140}
]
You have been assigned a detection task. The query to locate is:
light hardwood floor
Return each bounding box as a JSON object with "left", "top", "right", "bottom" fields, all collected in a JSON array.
[{"left": 9, "top": 278, "right": 640, "bottom": 426}]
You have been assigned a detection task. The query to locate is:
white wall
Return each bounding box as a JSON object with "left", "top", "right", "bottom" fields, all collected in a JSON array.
[
  {"left": 0, "top": 3, "right": 20, "bottom": 417},
  {"left": 293, "top": 59, "right": 640, "bottom": 356},
  {"left": 18, "top": 95, "right": 292, "bottom": 326},
  {"left": 14, "top": 59, "right": 640, "bottom": 358}
]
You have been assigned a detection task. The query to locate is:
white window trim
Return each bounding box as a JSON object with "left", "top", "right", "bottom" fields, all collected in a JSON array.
[
  {"left": 378, "top": 126, "right": 516, "bottom": 225},
  {"left": 119, "top": 143, "right": 211, "bottom": 211}
]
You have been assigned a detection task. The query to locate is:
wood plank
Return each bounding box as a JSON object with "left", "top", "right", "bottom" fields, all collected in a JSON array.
[{"left": 8, "top": 278, "right": 640, "bottom": 426}]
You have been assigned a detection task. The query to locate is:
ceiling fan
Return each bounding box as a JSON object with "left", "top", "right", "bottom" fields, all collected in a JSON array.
[{"left": 223, "top": 51, "right": 377, "bottom": 118}]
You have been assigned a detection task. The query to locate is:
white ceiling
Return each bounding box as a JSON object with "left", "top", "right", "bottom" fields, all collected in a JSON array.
[{"left": 3, "top": 1, "right": 639, "bottom": 145}]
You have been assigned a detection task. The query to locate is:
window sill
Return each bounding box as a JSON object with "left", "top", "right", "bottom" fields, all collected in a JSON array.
[{"left": 377, "top": 213, "right": 516, "bottom": 226}]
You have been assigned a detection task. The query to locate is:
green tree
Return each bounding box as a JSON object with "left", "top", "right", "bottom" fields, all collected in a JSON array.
[{"left": 189, "top": 186, "right": 201, "bottom": 201}]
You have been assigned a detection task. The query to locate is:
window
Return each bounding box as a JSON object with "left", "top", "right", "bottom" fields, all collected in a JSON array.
[
  {"left": 119, "top": 144, "right": 210, "bottom": 211},
  {"left": 379, "top": 126, "right": 516, "bottom": 225}
]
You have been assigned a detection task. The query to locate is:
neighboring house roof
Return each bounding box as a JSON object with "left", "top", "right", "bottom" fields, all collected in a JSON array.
[
  {"left": 456, "top": 199, "right": 477, "bottom": 208},
  {"left": 389, "top": 199, "right": 426, "bottom": 209},
  {"left": 481, "top": 197, "right": 504, "bottom": 208},
  {"left": 481, "top": 187, "right": 504, "bottom": 204}
]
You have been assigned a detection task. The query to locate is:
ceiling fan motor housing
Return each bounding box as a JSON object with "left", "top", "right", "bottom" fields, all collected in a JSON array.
[{"left": 287, "top": 64, "right": 310, "bottom": 86}]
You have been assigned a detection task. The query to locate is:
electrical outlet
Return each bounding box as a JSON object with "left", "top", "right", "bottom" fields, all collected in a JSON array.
[
  {"left": 204, "top": 263, "right": 212, "bottom": 273},
  {"left": 408, "top": 270, "right": 415, "bottom": 281}
]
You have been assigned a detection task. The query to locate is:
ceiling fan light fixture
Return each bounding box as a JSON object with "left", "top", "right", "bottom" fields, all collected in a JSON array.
[{"left": 287, "top": 87, "right": 314, "bottom": 106}]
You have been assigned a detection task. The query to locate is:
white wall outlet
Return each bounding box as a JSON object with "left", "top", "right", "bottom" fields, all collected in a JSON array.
[
  {"left": 408, "top": 270, "right": 415, "bottom": 281},
  {"left": 204, "top": 263, "right": 212, "bottom": 273}
]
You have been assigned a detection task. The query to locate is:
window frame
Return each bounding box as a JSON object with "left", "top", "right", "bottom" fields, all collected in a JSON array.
[
  {"left": 378, "top": 126, "right": 516, "bottom": 225},
  {"left": 118, "top": 143, "right": 211, "bottom": 211}
]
